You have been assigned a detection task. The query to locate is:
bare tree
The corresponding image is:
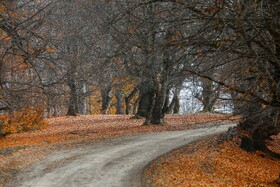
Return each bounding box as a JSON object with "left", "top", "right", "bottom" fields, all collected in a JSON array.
[{"left": 0, "top": 0, "right": 54, "bottom": 112}]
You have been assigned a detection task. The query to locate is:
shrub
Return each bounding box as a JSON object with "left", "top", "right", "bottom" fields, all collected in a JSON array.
[{"left": 0, "top": 108, "right": 48, "bottom": 135}]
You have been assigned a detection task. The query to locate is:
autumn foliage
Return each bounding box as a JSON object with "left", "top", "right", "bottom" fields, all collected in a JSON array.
[{"left": 0, "top": 108, "right": 48, "bottom": 135}]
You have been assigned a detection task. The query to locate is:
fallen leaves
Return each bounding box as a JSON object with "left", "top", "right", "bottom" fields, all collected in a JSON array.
[
  {"left": 144, "top": 134, "right": 280, "bottom": 187},
  {"left": 0, "top": 113, "right": 237, "bottom": 149}
]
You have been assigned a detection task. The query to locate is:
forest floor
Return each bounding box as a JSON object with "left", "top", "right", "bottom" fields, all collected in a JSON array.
[
  {"left": 0, "top": 113, "right": 278, "bottom": 186},
  {"left": 143, "top": 133, "right": 280, "bottom": 187}
]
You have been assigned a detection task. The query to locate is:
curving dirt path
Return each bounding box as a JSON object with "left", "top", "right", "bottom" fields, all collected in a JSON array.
[{"left": 14, "top": 124, "right": 235, "bottom": 187}]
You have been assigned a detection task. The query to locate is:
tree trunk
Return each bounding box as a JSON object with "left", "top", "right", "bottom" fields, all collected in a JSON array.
[
  {"left": 101, "top": 86, "right": 112, "bottom": 114},
  {"left": 53, "top": 105, "right": 58, "bottom": 117},
  {"left": 150, "top": 89, "right": 166, "bottom": 124},
  {"left": 201, "top": 78, "right": 215, "bottom": 112},
  {"left": 133, "top": 97, "right": 139, "bottom": 115},
  {"left": 79, "top": 83, "right": 88, "bottom": 115},
  {"left": 67, "top": 77, "right": 78, "bottom": 116},
  {"left": 115, "top": 90, "right": 124, "bottom": 114},
  {"left": 150, "top": 78, "right": 169, "bottom": 124},
  {"left": 125, "top": 84, "right": 139, "bottom": 115},
  {"left": 173, "top": 94, "right": 180, "bottom": 114},
  {"left": 165, "top": 98, "right": 175, "bottom": 114},
  {"left": 162, "top": 89, "right": 170, "bottom": 114},
  {"left": 239, "top": 102, "right": 280, "bottom": 152},
  {"left": 163, "top": 88, "right": 180, "bottom": 114},
  {"left": 136, "top": 81, "right": 154, "bottom": 118},
  {"left": 142, "top": 90, "right": 155, "bottom": 125}
]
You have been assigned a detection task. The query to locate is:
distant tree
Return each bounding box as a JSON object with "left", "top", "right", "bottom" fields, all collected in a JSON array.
[{"left": 48, "top": 0, "right": 111, "bottom": 116}]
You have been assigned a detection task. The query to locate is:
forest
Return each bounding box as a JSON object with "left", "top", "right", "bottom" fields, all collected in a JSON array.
[{"left": 0, "top": 0, "right": 279, "bottom": 156}]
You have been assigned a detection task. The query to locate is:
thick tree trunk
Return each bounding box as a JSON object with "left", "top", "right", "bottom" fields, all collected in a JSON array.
[
  {"left": 166, "top": 87, "right": 180, "bottom": 114},
  {"left": 125, "top": 84, "right": 139, "bottom": 115},
  {"left": 201, "top": 78, "right": 216, "bottom": 112},
  {"left": 163, "top": 89, "right": 180, "bottom": 115},
  {"left": 101, "top": 86, "right": 112, "bottom": 114},
  {"left": 150, "top": 79, "right": 168, "bottom": 124},
  {"left": 136, "top": 81, "right": 155, "bottom": 118},
  {"left": 137, "top": 89, "right": 152, "bottom": 118},
  {"left": 239, "top": 103, "right": 280, "bottom": 152},
  {"left": 115, "top": 90, "right": 124, "bottom": 114},
  {"left": 142, "top": 90, "right": 155, "bottom": 125},
  {"left": 67, "top": 77, "right": 78, "bottom": 116},
  {"left": 150, "top": 91, "right": 165, "bottom": 124}
]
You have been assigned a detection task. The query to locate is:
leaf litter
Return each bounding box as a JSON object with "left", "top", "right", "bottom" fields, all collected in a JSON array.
[{"left": 143, "top": 134, "right": 280, "bottom": 187}]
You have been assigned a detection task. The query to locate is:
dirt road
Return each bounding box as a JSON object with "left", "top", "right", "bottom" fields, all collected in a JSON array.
[{"left": 14, "top": 124, "right": 234, "bottom": 187}]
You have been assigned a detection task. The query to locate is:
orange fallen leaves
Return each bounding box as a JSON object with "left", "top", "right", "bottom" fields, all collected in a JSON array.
[
  {"left": 144, "top": 135, "right": 280, "bottom": 187},
  {"left": 0, "top": 113, "right": 237, "bottom": 149}
]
